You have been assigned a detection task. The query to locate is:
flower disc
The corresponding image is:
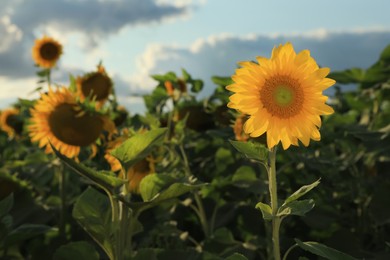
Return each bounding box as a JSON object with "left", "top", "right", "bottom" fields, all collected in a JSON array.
[{"left": 227, "top": 43, "right": 335, "bottom": 149}]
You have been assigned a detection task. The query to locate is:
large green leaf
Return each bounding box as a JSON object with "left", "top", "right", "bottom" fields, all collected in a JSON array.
[
  {"left": 5, "top": 224, "right": 52, "bottom": 246},
  {"left": 0, "top": 193, "right": 13, "bottom": 218},
  {"left": 295, "top": 239, "right": 357, "bottom": 260},
  {"left": 282, "top": 179, "right": 320, "bottom": 206},
  {"left": 72, "top": 187, "right": 114, "bottom": 259},
  {"left": 110, "top": 128, "right": 167, "bottom": 168},
  {"left": 229, "top": 140, "right": 268, "bottom": 163},
  {"left": 51, "top": 145, "right": 125, "bottom": 194},
  {"left": 53, "top": 241, "right": 100, "bottom": 260}
]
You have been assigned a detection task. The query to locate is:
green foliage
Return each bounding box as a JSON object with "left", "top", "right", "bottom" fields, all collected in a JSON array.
[
  {"left": 53, "top": 241, "right": 100, "bottom": 260},
  {"left": 229, "top": 140, "right": 268, "bottom": 163},
  {"left": 295, "top": 239, "right": 357, "bottom": 260}
]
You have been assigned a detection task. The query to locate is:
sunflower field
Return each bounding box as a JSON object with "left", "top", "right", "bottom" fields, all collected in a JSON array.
[{"left": 0, "top": 37, "right": 389, "bottom": 260}]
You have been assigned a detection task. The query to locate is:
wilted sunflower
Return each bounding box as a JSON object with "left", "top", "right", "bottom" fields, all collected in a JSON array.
[
  {"left": 28, "top": 87, "right": 114, "bottom": 159},
  {"left": 32, "top": 36, "right": 62, "bottom": 68},
  {"left": 0, "top": 108, "right": 23, "bottom": 138},
  {"left": 76, "top": 65, "right": 113, "bottom": 107},
  {"left": 227, "top": 42, "right": 335, "bottom": 149},
  {"left": 105, "top": 130, "right": 155, "bottom": 193}
]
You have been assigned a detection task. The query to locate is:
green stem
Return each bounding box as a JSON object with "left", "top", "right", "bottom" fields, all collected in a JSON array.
[
  {"left": 268, "top": 147, "right": 281, "bottom": 260},
  {"left": 282, "top": 244, "right": 298, "bottom": 260},
  {"left": 57, "top": 163, "right": 66, "bottom": 238},
  {"left": 179, "top": 144, "right": 210, "bottom": 238}
]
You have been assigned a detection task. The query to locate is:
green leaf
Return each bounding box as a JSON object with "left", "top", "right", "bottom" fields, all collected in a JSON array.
[
  {"left": 191, "top": 79, "right": 204, "bottom": 93},
  {"left": 151, "top": 71, "right": 177, "bottom": 82},
  {"left": 295, "top": 239, "right": 357, "bottom": 260},
  {"left": 225, "top": 253, "right": 248, "bottom": 260},
  {"left": 110, "top": 128, "right": 167, "bottom": 168},
  {"left": 72, "top": 187, "right": 114, "bottom": 259},
  {"left": 277, "top": 199, "right": 315, "bottom": 217},
  {"left": 213, "top": 228, "right": 236, "bottom": 244},
  {"left": 255, "top": 202, "right": 272, "bottom": 220},
  {"left": 229, "top": 140, "right": 268, "bottom": 162},
  {"left": 5, "top": 224, "right": 52, "bottom": 246},
  {"left": 211, "top": 76, "right": 234, "bottom": 87},
  {"left": 51, "top": 144, "right": 125, "bottom": 194},
  {"left": 283, "top": 179, "right": 320, "bottom": 206},
  {"left": 380, "top": 44, "right": 390, "bottom": 64},
  {"left": 0, "top": 193, "right": 14, "bottom": 218},
  {"left": 232, "top": 166, "right": 257, "bottom": 182},
  {"left": 53, "top": 241, "right": 100, "bottom": 260},
  {"left": 181, "top": 68, "right": 191, "bottom": 81},
  {"left": 329, "top": 68, "right": 365, "bottom": 84},
  {"left": 132, "top": 248, "right": 158, "bottom": 260},
  {"left": 139, "top": 174, "right": 176, "bottom": 202},
  {"left": 129, "top": 182, "right": 205, "bottom": 213}
]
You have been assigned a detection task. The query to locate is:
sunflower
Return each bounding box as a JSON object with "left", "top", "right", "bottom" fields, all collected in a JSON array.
[
  {"left": 28, "top": 87, "right": 113, "bottom": 159},
  {"left": 105, "top": 130, "right": 155, "bottom": 193},
  {"left": 0, "top": 108, "right": 23, "bottom": 138},
  {"left": 233, "top": 114, "right": 249, "bottom": 142},
  {"left": 32, "top": 36, "right": 62, "bottom": 68},
  {"left": 76, "top": 65, "right": 112, "bottom": 107},
  {"left": 227, "top": 43, "right": 335, "bottom": 150}
]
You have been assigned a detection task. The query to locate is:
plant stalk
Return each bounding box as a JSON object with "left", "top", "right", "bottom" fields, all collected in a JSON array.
[{"left": 268, "top": 147, "right": 281, "bottom": 260}]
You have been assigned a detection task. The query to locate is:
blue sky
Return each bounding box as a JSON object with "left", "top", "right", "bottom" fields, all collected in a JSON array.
[{"left": 1, "top": 0, "right": 390, "bottom": 113}]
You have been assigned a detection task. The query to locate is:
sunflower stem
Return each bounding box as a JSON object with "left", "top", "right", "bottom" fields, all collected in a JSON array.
[
  {"left": 268, "top": 147, "right": 281, "bottom": 260},
  {"left": 57, "top": 162, "right": 66, "bottom": 239},
  {"left": 179, "top": 144, "right": 210, "bottom": 238}
]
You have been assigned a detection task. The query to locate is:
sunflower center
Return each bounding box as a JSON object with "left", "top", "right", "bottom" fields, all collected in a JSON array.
[
  {"left": 260, "top": 75, "right": 304, "bottom": 118},
  {"left": 81, "top": 73, "right": 111, "bottom": 101},
  {"left": 48, "top": 104, "right": 103, "bottom": 146},
  {"left": 5, "top": 114, "right": 23, "bottom": 134},
  {"left": 40, "top": 42, "right": 60, "bottom": 61}
]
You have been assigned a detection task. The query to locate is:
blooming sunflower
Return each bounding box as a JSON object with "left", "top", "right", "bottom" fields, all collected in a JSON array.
[
  {"left": 32, "top": 36, "right": 62, "bottom": 68},
  {"left": 227, "top": 42, "right": 335, "bottom": 149},
  {"left": 0, "top": 108, "right": 23, "bottom": 138},
  {"left": 76, "top": 65, "right": 112, "bottom": 108},
  {"left": 28, "top": 87, "right": 114, "bottom": 159}
]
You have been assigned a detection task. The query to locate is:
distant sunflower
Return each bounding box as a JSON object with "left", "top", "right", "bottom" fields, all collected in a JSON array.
[
  {"left": 0, "top": 108, "right": 23, "bottom": 138},
  {"left": 227, "top": 43, "right": 335, "bottom": 149},
  {"left": 105, "top": 130, "right": 155, "bottom": 193},
  {"left": 76, "top": 65, "right": 112, "bottom": 107},
  {"left": 233, "top": 114, "right": 249, "bottom": 142},
  {"left": 28, "top": 87, "right": 113, "bottom": 159},
  {"left": 32, "top": 36, "right": 62, "bottom": 68}
]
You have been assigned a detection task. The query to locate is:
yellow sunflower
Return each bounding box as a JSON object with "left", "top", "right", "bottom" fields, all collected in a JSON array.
[
  {"left": 32, "top": 36, "right": 62, "bottom": 68},
  {"left": 227, "top": 42, "right": 335, "bottom": 150},
  {"left": 76, "top": 65, "right": 112, "bottom": 108},
  {"left": 105, "top": 130, "right": 155, "bottom": 194},
  {"left": 28, "top": 87, "right": 114, "bottom": 159},
  {"left": 0, "top": 108, "right": 23, "bottom": 138}
]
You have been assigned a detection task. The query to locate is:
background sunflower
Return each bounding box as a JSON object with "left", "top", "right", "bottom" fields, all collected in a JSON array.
[{"left": 32, "top": 36, "right": 62, "bottom": 69}]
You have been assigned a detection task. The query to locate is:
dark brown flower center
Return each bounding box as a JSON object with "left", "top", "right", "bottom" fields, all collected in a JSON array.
[
  {"left": 81, "top": 73, "right": 112, "bottom": 101},
  {"left": 48, "top": 104, "right": 103, "bottom": 146},
  {"left": 260, "top": 75, "right": 304, "bottom": 118},
  {"left": 5, "top": 114, "right": 23, "bottom": 135},
  {"left": 40, "top": 42, "right": 60, "bottom": 61}
]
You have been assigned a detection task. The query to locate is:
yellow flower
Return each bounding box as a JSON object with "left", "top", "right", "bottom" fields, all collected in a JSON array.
[
  {"left": 233, "top": 114, "right": 249, "bottom": 142},
  {"left": 0, "top": 108, "right": 23, "bottom": 138},
  {"left": 76, "top": 65, "right": 112, "bottom": 108},
  {"left": 32, "top": 36, "right": 62, "bottom": 69},
  {"left": 227, "top": 43, "right": 335, "bottom": 149},
  {"left": 28, "top": 87, "right": 113, "bottom": 159}
]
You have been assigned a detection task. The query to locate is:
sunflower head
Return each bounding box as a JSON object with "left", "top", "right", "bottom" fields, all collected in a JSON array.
[
  {"left": 28, "top": 87, "right": 113, "bottom": 159},
  {"left": 32, "top": 36, "right": 62, "bottom": 69},
  {"left": 0, "top": 108, "right": 23, "bottom": 138},
  {"left": 76, "top": 65, "right": 113, "bottom": 107},
  {"left": 227, "top": 42, "right": 335, "bottom": 150}
]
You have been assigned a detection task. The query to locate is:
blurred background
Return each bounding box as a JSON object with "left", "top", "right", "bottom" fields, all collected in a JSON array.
[{"left": 1, "top": 0, "right": 390, "bottom": 114}]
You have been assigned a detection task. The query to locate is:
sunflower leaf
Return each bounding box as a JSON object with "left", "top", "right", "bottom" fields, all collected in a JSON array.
[
  {"left": 255, "top": 202, "right": 273, "bottom": 221},
  {"left": 110, "top": 128, "right": 167, "bottom": 168},
  {"left": 229, "top": 140, "right": 268, "bottom": 162},
  {"left": 51, "top": 144, "right": 125, "bottom": 194},
  {"left": 277, "top": 199, "right": 315, "bottom": 217},
  {"left": 295, "top": 239, "right": 358, "bottom": 260},
  {"left": 282, "top": 179, "right": 320, "bottom": 206}
]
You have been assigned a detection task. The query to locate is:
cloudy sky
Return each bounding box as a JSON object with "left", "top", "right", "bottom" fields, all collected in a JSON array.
[{"left": 1, "top": 0, "right": 390, "bottom": 114}]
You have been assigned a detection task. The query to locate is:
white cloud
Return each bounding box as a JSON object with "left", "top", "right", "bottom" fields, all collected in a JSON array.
[{"left": 130, "top": 28, "right": 390, "bottom": 99}]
